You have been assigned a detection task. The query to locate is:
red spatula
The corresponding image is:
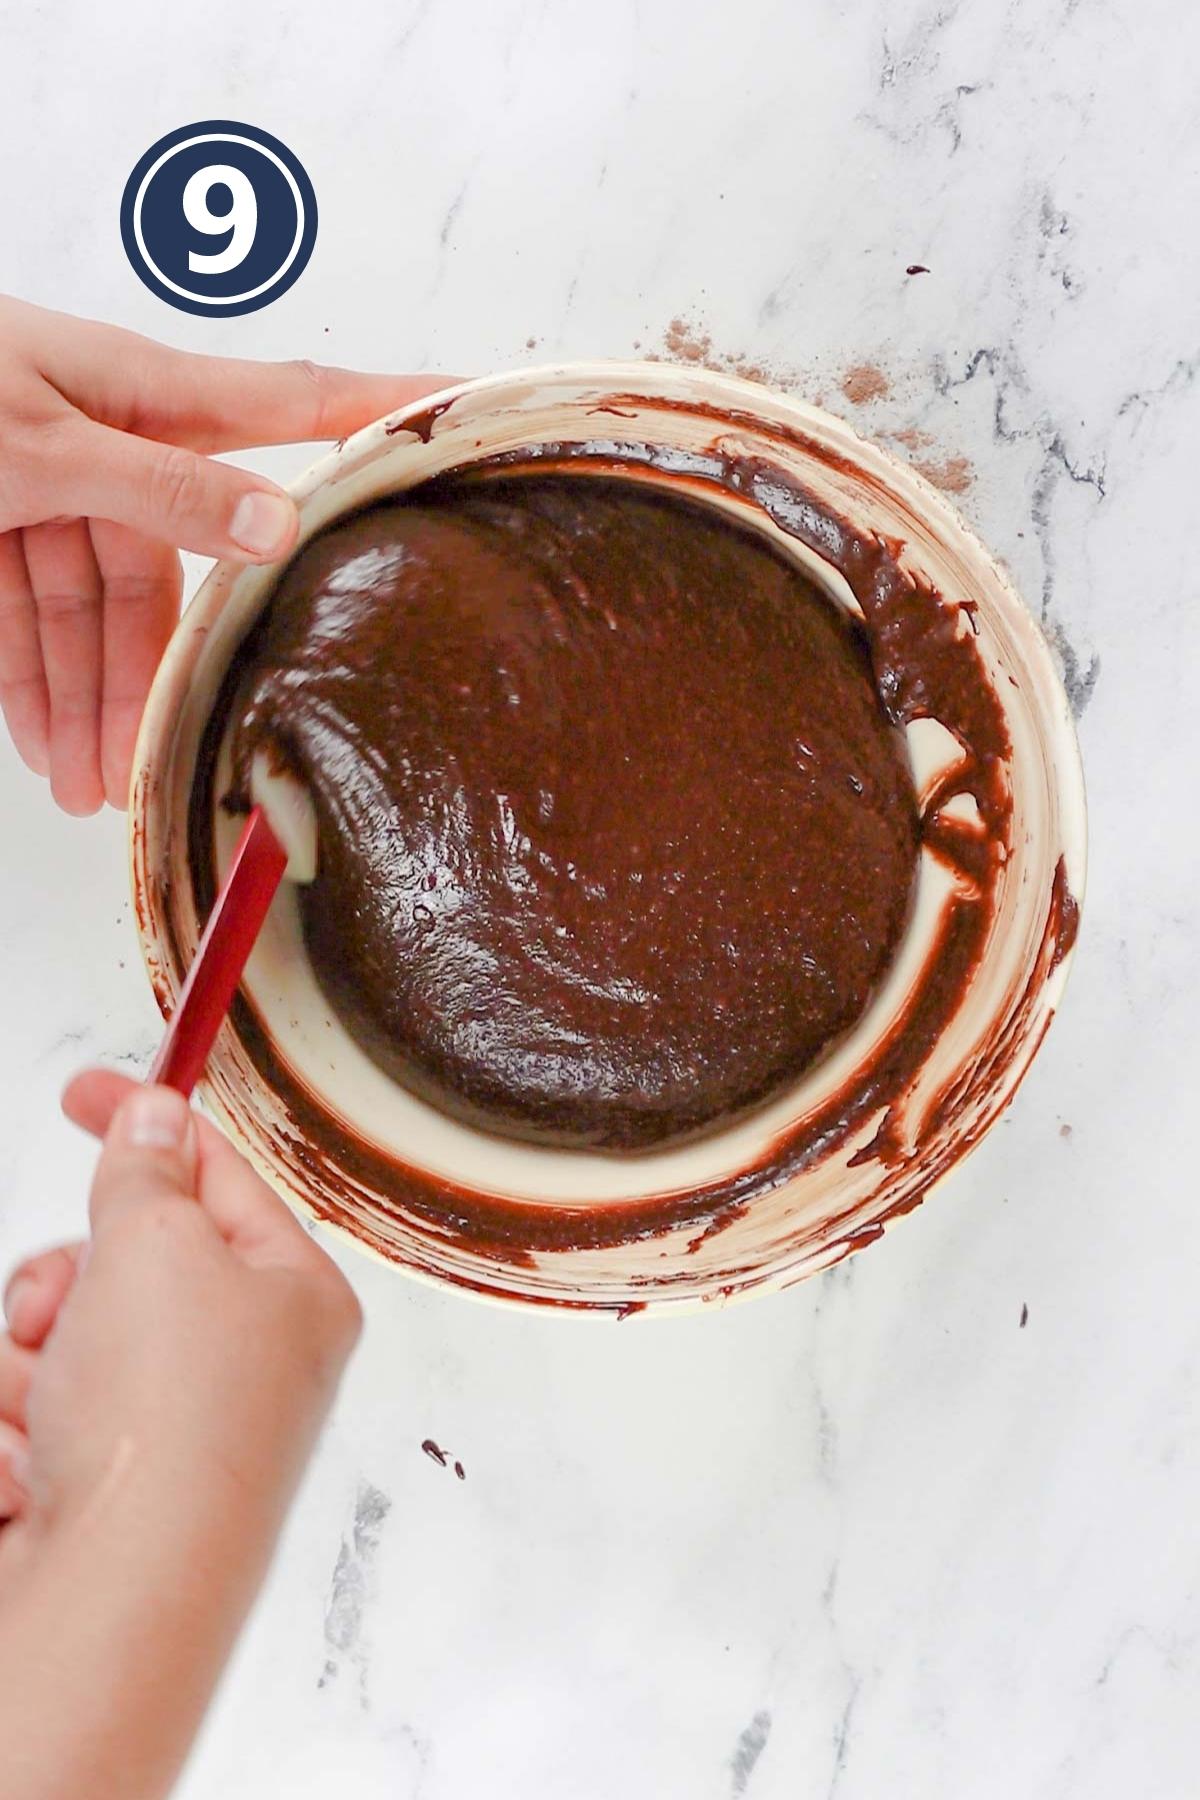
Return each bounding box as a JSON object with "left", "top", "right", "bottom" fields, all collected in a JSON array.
[
  {"left": 148, "top": 807, "right": 287, "bottom": 1097},
  {"left": 149, "top": 760, "right": 317, "bottom": 1098}
]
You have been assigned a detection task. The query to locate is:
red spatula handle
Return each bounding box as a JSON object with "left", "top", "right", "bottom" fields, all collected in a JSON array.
[{"left": 149, "top": 806, "right": 288, "bottom": 1097}]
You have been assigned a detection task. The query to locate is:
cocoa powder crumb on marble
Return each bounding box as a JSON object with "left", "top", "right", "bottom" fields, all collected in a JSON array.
[
  {"left": 840, "top": 363, "right": 891, "bottom": 405},
  {"left": 889, "top": 426, "right": 935, "bottom": 450},
  {"left": 913, "top": 453, "right": 975, "bottom": 494},
  {"left": 664, "top": 315, "right": 713, "bottom": 363},
  {"left": 657, "top": 315, "right": 792, "bottom": 389}
]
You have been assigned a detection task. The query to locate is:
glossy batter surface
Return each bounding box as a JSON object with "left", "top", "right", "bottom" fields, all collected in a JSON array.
[{"left": 226, "top": 476, "right": 919, "bottom": 1150}]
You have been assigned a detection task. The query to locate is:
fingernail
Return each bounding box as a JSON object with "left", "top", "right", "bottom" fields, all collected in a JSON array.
[
  {"left": 122, "top": 1086, "right": 193, "bottom": 1152},
  {"left": 229, "top": 491, "right": 295, "bottom": 559},
  {"left": 2, "top": 1273, "right": 34, "bottom": 1331}
]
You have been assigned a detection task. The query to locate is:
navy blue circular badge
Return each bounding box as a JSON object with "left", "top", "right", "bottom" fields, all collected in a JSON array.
[{"left": 120, "top": 121, "right": 317, "bottom": 317}]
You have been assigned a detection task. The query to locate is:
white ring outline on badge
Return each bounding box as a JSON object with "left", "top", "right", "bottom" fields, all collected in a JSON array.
[{"left": 132, "top": 133, "right": 306, "bottom": 306}]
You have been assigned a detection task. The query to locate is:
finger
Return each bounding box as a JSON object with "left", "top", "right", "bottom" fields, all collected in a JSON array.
[
  {"left": 89, "top": 1085, "right": 200, "bottom": 1234},
  {"left": 0, "top": 530, "right": 50, "bottom": 776},
  {"left": 89, "top": 521, "right": 182, "bottom": 807},
  {"left": 0, "top": 1339, "right": 35, "bottom": 1426},
  {"left": 22, "top": 518, "right": 104, "bottom": 815},
  {"left": 139, "top": 359, "right": 453, "bottom": 453},
  {"left": 65, "top": 1067, "right": 314, "bottom": 1268},
  {"left": 38, "top": 319, "right": 451, "bottom": 451},
  {"left": 62, "top": 1066, "right": 135, "bottom": 1136},
  {"left": 0, "top": 1421, "right": 30, "bottom": 1520},
  {"left": 192, "top": 1114, "right": 318, "bottom": 1267},
  {"left": 3, "top": 1243, "right": 86, "bottom": 1350},
  {"left": 61, "top": 423, "right": 298, "bottom": 565},
  {"left": 191, "top": 1124, "right": 360, "bottom": 1357}
]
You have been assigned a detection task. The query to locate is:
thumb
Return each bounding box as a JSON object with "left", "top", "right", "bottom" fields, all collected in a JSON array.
[
  {"left": 54, "top": 421, "right": 298, "bottom": 563},
  {"left": 89, "top": 1086, "right": 200, "bottom": 1232}
]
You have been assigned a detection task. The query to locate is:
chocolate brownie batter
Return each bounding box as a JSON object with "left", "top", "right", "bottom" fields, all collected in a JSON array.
[{"left": 224, "top": 476, "right": 919, "bottom": 1150}]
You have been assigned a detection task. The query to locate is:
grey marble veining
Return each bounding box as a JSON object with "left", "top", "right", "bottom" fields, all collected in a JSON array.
[{"left": 1, "top": 0, "right": 1197, "bottom": 1794}]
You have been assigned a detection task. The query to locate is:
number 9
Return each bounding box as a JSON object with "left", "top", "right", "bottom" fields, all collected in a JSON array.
[{"left": 183, "top": 163, "right": 258, "bottom": 275}]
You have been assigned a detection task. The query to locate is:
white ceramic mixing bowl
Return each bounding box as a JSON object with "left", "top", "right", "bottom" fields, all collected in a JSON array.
[{"left": 131, "top": 362, "right": 1086, "bottom": 1314}]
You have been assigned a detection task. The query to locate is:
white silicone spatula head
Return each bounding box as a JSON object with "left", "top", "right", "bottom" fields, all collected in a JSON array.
[{"left": 250, "top": 751, "right": 319, "bottom": 885}]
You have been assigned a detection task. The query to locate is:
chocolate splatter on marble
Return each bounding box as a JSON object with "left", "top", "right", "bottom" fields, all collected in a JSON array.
[{"left": 424, "top": 1439, "right": 466, "bottom": 1480}]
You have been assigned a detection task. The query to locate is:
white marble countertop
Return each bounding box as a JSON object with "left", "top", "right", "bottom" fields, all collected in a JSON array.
[{"left": 2, "top": 1, "right": 1197, "bottom": 1794}]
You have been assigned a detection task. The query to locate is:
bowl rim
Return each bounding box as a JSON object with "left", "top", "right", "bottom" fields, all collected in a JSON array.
[{"left": 129, "top": 358, "right": 1089, "bottom": 1317}]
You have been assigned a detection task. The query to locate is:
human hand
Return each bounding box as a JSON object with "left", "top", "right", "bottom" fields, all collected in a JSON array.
[
  {"left": 0, "top": 1072, "right": 361, "bottom": 1800},
  {"left": 0, "top": 294, "right": 445, "bottom": 814},
  {"left": 0, "top": 1070, "right": 361, "bottom": 1549}
]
